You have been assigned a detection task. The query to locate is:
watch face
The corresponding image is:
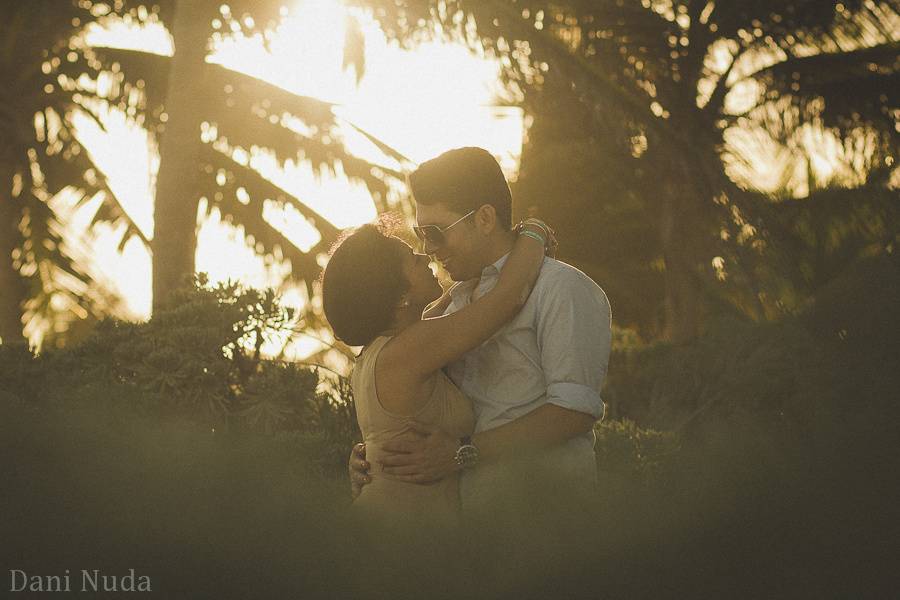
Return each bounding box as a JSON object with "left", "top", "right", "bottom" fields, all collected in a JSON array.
[{"left": 456, "top": 445, "right": 479, "bottom": 468}]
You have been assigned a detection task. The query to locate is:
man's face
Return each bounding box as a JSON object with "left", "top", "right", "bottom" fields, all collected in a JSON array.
[{"left": 414, "top": 202, "right": 486, "bottom": 281}]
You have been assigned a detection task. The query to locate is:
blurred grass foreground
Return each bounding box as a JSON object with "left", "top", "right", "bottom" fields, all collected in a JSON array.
[{"left": 2, "top": 260, "right": 898, "bottom": 599}]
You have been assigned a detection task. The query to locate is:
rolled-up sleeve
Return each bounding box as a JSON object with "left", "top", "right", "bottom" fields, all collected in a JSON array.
[{"left": 536, "top": 271, "right": 611, "bottom": 420}]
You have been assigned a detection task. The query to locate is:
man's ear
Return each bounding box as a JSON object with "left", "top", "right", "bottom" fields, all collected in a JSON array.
[{"left": 474, "top": 204, "right": 497, "bottom": 235}]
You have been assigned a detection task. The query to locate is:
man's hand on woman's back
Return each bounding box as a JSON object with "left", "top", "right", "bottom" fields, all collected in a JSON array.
[{"left": 349, "top": 443, "right": 371, "bottom": 500}]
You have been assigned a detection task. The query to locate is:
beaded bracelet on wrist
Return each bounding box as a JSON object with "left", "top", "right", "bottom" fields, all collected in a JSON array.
[
  {"left": 519, "top": 218, "right": 551, "bottom": 239},
  {"left": 518, "top": 229, "right": 546, "bottom": 246}
]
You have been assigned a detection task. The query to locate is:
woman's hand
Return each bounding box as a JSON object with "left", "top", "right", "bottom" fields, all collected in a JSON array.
[
  {"left": 545, "top": 225, "right": 559, "bottom": 258},
  {"left": 348, "top": 443, "right": 371, "bottom": 500},
  {"left": 378, "top": 423, "right": 459, "bottom": 483}
]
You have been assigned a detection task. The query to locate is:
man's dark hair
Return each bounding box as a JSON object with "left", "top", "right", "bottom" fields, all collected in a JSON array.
[
  {"left": 408, "top": 147, "right": 512, "bottom": 230},
  {"left": 321, "top": 224, "right": 408, "bottom": 347}
]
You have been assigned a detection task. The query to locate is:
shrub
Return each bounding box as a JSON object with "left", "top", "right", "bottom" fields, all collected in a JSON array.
[
  {"left": 594, "top": 419, "right": 679, "bottom": 482},
  {"left": 0, "top": 275, "right": 360, "bottom": 467},
  {"left": 603, "top": 316, "right": 832, "bottom": 433}
]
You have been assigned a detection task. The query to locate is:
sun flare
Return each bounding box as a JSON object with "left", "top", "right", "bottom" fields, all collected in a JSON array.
[{"left": 64, "top": 0, "right": 525, "bottom": 359}]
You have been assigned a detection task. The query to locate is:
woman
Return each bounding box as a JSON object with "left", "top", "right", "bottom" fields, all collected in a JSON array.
[{"left": 321, "top": 218, "right": 550, "bottom": 523}]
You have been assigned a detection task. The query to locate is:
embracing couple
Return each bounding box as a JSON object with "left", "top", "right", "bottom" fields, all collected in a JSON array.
[{"left": 322, "top": 147, "right": 611, "bottom": 526}]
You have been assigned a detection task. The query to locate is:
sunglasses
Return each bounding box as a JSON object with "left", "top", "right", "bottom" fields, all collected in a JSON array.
[{"left": 413, "top": 209, "right": 476, "bottom": 248}]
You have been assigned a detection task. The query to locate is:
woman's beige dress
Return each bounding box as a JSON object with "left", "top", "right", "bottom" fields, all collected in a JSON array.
[{"left": 352, "top": 335, "right": 475, "bottom": 525}]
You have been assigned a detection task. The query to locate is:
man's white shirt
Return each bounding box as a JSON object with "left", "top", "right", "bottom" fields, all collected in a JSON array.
[{"left": 443, "top": 253, "right": 612, "bottom": 505}]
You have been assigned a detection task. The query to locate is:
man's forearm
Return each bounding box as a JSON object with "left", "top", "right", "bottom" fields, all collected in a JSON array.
[{"left": 471, "top": 403, "right": 596, "bottom": 465}]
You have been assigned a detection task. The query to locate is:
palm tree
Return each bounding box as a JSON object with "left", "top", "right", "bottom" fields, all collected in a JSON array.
[
  {"left": 0, "top": 0, "right": 148, "bottom": 346},
  {"left": 362, "top": 0, "right": 899, "bottom": 340},
  {"left": 88, "top": 0, "right": 410, "bottom": 314},
  {"left": 2, "top": 0, "right": 409, "bottom": 349}
]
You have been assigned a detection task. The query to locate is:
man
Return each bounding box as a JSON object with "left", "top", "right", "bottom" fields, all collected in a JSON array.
[{"left": 348, "top": 146, "right": 611, "bottom": 509}]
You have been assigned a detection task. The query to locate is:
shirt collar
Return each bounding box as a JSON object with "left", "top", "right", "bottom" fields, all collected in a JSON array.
[
  {"left": 483, "top": 252, "right": 510, "bottom": 278},
  {"left": 448, "top": 253, "right": 511, "bottom": 304}
]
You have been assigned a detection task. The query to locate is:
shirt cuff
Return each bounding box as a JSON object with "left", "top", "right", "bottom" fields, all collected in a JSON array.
[{"left": 546, "top": 382, "right": 606, "bottom": 421}]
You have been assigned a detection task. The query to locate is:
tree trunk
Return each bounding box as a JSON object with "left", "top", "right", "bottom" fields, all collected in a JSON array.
[
  {"left": 151, "top": 0, "right": 216, "bottom": 312},
  {"left": 661, "top": 247, "right": 704, "bottom": 342},
  {"left": 654, "top": 123, "right": 722, "bottom": 343},
  {"left": 659, "top": 177, "right": 706, "bottom": 343},
  {"left": 0, "top": 165, "right": 27, "bottom": 345}
]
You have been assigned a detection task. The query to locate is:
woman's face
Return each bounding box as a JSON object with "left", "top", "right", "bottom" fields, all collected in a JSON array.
[{"left": 396, "top": 239, "right": 442, "bottom": 310}]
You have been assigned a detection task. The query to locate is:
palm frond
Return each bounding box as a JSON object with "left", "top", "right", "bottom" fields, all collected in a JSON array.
[
  {"left": 341, "top": 120, "right": 414, "bottom": 171},
  {"left": 750, "top": 41, "right": 899, "bottom": 136},
  {"left": 343, "top": 14, "right": 367, "bottom": 84},
  {"left": 203, "top": 101, "right": 393, "bottom": 198},
  {"left": 208, "top": 189, "right": 326, "bottom": 288},
  {"left": 199, "top": 144, "right": 340, "bottom": 242},
  {"left": 207, "top": 64, "right": 338, "bottom": 128},
  {"left": 87, "top": 46, "right": 171, "bottom": 114},
  {"left": 711, "top": 1, "right": 868, "bottom": 43}
]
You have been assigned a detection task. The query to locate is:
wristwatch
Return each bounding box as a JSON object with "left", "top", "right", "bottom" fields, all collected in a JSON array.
[{"left": 454, "top": 436, "right": 480, "bottom": 469}]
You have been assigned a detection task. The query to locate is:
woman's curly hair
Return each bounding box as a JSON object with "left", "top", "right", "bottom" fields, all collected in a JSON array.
[{"left": 321, "top": 217, "right": 409, "bottom": 347}]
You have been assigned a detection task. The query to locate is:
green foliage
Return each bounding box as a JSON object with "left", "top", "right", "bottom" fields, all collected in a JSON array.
[
  {"left": 0, "top": 0, "right": 161, "bottom": 347},
  {"left": 3, "top": 292, "right": 898, "bottom": 595},
  {"left": 604, "top": 316, "right": 832, "bottom": 431},
  {"left": 0, "top": 275, "right": 360, "bottom": 462},
  {"left": 594, "top": 419, "right": 679, "bottom": 484},
  {"left": 0, "top": 342, "right": 41, "bottom": 401},
  {"left": 374, "top": 0, "right": 899, "bottom": 339}
]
